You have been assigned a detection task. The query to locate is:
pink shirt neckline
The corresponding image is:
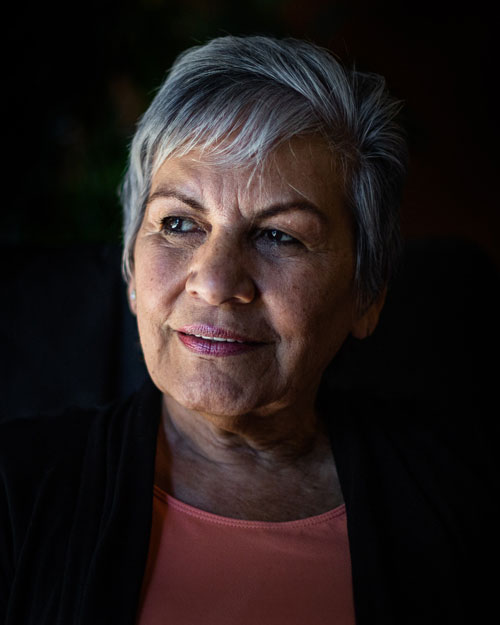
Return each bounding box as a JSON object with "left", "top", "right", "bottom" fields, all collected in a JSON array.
[
  {"left": 137, "top": 485, "right": 355, "bottom": 625},
  {"left": 154, "top": 485, "right": 346, "bottom": 528}
]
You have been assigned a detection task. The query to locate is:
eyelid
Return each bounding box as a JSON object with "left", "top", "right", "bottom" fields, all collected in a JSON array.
[
  {"left": 160, "top": 215, "right": 206, "bottom": 235},
  {"left": 258, "top": 213, "right": 325, "bottom": 245},
  {"left": 252, "top": 228, "right": 304, "bottom": 249},
  {"left": 157, "top": 214, "right": 307, "bottom": 247},
  {"left": 257, "top": 225, "right": 301, "bottom": 242},
  {"left": 263, "top": 227, "right": 295, "bottom": 239},
  {"left": 159, "top": 213, "right": 206, "bottom": 228}
]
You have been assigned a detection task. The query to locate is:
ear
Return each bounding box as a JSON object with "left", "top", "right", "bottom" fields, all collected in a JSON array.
[
  {"left": 351, "top": 287, "right": 387, "bottom": 340},
  {"left": 127, "top": 278, "right": 137, "bottom": 316}
]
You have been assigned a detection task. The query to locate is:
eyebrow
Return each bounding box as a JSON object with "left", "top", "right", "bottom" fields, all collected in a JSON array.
[
  {"left": 147, "top": 186, "right": 327, "bottom": 223},
  {"left": 147, "top": 188, "right": 205, "bottom": 212}
]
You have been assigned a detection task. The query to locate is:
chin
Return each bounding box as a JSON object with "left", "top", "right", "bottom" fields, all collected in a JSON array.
[{"left": 165, "top": 369, "right": 278, "bottom": 419}]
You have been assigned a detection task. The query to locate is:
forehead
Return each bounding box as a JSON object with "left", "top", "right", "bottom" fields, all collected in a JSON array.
[{"left": 149, "top": 136, "right": 342, "bottom": 211}]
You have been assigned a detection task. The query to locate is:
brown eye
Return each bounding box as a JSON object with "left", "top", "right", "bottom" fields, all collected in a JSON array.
[
  {"left": 161, "top": 216, "right": 200, "bottom": 233},
  {"left": 261, "top": 229, "right": 298, "bottom": 244}
]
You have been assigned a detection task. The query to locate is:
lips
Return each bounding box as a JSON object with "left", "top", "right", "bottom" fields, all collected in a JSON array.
[{"left": 176, "top": 325, "right": 265, "bottom": 357}]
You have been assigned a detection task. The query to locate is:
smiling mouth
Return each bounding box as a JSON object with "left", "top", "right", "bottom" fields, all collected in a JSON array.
[
  {"left": 176, "top": 325, "right": 265, "bottom": 356},
  {"left": 187, "top": 333, "right": 245, "bottom": 343}
]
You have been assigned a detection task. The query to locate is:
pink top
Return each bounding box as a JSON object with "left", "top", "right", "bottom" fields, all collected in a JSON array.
[{"left": 136, "top": 486, "right": 355, "bottom": 625}]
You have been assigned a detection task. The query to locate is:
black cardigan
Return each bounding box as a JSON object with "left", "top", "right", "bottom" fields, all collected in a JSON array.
[{"left": 1, "top": 378, "right": 498, "bottom": 625}]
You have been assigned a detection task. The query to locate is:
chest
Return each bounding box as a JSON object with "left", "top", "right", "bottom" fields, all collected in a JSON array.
[{"left": 137, "top": 487, "right": 355, "bottom": 625}]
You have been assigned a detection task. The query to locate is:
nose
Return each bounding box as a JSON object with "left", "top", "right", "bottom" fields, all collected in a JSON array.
[{"left": 185, "top": 235, "right": 256, "bottom": 306}]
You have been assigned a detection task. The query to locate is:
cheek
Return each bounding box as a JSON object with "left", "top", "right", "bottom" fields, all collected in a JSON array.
[
  {"left": 133, "top": 243, "right": 192, "bottom": 365},
  {"left": 134, "top": 243, "right": 191, "bottom": 311},
  {"left": 263, "top": 255, "right": 355, "bottom": 356}
]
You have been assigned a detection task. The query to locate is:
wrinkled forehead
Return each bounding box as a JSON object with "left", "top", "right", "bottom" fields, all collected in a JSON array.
[{"left": 149, "top": 135, "right": 341, "bottom": 207}]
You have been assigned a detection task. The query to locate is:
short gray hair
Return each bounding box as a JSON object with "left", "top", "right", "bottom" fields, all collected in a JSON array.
[{"left": 120, "top": 35, "right": 407, "bottom": 309}]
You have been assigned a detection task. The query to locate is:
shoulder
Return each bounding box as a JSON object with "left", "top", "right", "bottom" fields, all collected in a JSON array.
[
  {"left": 0, "top": 381, "right": 160, "bottom": 623},
  {"left": 0, "top": 400, "right": 124, "bottom": 468},
  {"left": 0, "top": 378, "right": 160, "bottom": 554},
  {"left": 0, "top": 378, "right": 160, "bottom": 492},
  {"left": 326, "top": 387, "right": 499, "bottom": 495},
  {"left": 339, "top": 388, "right": 497, "bottom": 449},
  {"left": 0, "top": 401, "right": 127, "bottom": 519}
]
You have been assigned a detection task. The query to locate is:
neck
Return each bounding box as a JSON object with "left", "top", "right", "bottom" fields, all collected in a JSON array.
[
  {"left": 154, "top": 392, "right": 343, "bottom": 521},
  {"left": 161, "top": 393, "right": 327, "bottom": 469}
]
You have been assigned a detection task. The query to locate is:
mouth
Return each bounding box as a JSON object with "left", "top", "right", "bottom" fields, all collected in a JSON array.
[{"left": 176, "top": 325, "right": 266, "bottom": 357}]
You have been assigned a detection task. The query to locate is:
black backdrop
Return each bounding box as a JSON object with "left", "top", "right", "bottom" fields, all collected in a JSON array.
[
  {"left": 2, "top": 0, "right": 499, "bottom": 416},
  {"left": 3, "top": 0, "right": 499, "bottom": 265}
]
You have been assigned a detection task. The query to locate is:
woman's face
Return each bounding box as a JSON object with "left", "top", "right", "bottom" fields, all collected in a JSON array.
[{"left": 131, "top": 137, "right": 379, "bottom": 418}]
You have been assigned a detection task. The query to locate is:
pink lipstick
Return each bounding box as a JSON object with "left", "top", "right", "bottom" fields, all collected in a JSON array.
[{"left": 176, "top": 325, "right": 264, "bottom": 357}]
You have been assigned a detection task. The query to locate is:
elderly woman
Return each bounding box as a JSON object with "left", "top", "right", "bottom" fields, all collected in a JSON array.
[{"left": 1, "top": 36, "right": 497, "bottom": 625}]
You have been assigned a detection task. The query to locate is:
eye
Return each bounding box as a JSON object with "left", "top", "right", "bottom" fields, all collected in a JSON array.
[
  {"left": 160, "top": 216, "right": 201, "bottom": 234},
  {"left": 260, "top": 229, "right": 299, "bottom": 245}
]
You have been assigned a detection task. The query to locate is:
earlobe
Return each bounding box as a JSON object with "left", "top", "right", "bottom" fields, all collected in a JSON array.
[
  {"left": 128, "top": 281, "right": 137, "bottom": 316},
  {"left": 351, "top": 287, "right": 387, "bottom": 340}
]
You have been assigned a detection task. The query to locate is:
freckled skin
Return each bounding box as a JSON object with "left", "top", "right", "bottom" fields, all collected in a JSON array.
[{"left": 130, "top": 137, "right": 382, "bottom": 451}]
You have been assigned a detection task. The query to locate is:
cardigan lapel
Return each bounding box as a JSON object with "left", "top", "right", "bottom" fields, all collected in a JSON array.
[
  {"left": 326, "top": 394, "right": 396, "bottom": 624},
  {"left": 77, "top": 380, "right": 160, "bottom": 625},
  {"left": 326, "top": 391, "right": 467, "bottom": 625}
]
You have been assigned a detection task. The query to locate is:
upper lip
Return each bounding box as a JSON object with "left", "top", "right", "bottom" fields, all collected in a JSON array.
[{"left": 177, "top": 324, "right": 265, "bottom": 344}]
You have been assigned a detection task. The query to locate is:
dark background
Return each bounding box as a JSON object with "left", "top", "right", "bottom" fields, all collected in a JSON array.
[
  {"left": 2, "top": 0, "right": 499, "bottom": 417},
  {"left": 2, "top": 0, "right": 499, "bottom": 266}
]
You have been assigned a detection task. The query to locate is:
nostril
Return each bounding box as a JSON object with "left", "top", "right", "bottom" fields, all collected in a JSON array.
[{"left": 185, "top": 264, "right": 256, "bottom": 306}]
